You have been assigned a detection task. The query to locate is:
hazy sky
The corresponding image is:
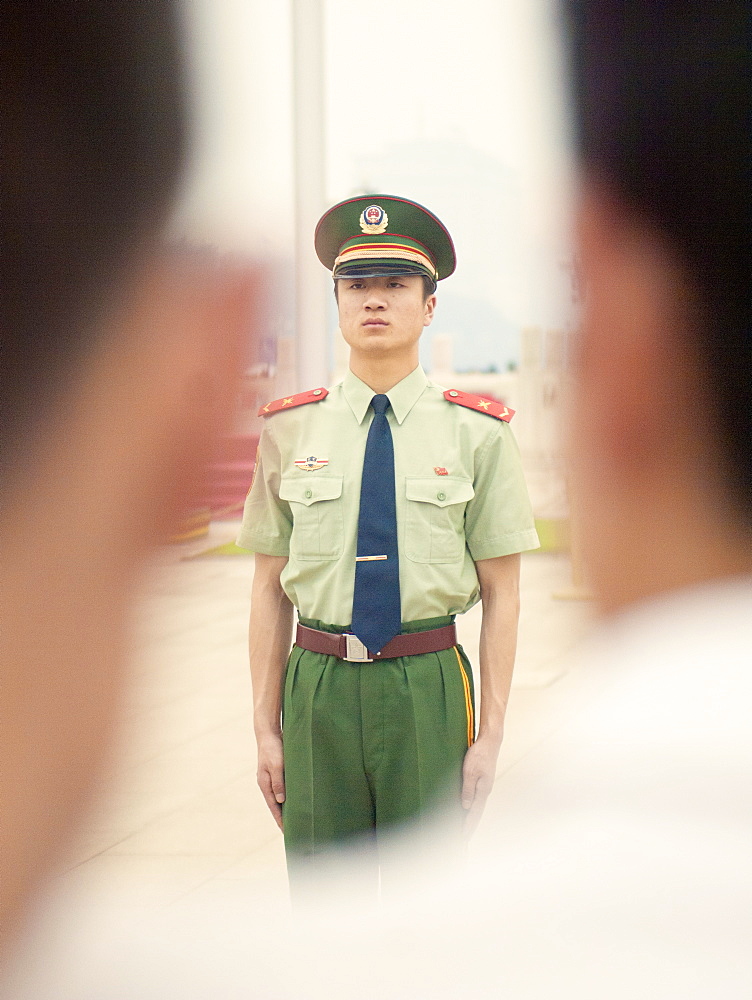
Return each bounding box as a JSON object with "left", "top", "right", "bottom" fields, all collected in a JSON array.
[
  {"left": 325, "top": 0, "right": 570, "bottom": 227},
  {"left": 178, "top": 0, "right": 575, "bottom": 369}
]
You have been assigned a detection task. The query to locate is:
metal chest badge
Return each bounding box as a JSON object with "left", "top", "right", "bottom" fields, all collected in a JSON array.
[
  {"left": 295, "top": 456, "right": 329, "bottom": 472},
  {"left": 359, "top": 204, "right": 389, "bottom": 235}
]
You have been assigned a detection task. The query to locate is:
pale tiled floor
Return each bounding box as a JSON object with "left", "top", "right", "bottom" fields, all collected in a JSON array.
[{"left": 57, "top": 522, "right": 593, "bottom": 905}]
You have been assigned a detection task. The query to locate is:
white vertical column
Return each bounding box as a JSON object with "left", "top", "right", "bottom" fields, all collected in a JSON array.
[{"left": 291, "top": 0, "right": 330, "bottom": 390}]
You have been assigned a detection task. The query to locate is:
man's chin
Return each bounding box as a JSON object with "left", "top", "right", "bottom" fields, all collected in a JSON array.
[{"left": 355, "top": 336, "right": 394, "bottom": 351}]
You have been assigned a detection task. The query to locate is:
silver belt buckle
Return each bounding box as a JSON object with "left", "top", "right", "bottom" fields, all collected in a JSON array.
[{"left": 344, "top": 633, "right": 373, "bottom": 662}]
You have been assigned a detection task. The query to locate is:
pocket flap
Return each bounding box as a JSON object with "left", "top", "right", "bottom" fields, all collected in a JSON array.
[
  {"left": 405, "top": 477, "right": 474, "bottom": 507},
  {"left": 279, "top": 475, "right": 343, "bottom": 506}
]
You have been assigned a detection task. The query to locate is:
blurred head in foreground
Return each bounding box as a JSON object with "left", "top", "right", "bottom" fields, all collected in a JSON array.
[
  {"left": 0, "top": 0, "right": 252, "bottom": 950},
  {"left": 565, "top": 0, "right": 751, "bottom": 611}
]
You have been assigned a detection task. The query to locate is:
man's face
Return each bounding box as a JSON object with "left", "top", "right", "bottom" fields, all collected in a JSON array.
[{"left": 336, "top": 274, "right": 435, "bottom": 358}]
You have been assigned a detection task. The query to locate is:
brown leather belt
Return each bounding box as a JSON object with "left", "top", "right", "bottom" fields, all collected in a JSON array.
[{"left": 295, "top": 623, "right": 457, "bottom": 662}]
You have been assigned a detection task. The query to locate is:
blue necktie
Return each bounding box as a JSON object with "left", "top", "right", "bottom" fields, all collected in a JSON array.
[{"left": 351, "top": 394, "right": 401, "bottom": 654}]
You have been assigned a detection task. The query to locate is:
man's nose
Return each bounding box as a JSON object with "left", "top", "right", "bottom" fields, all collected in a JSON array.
[{"left": 364, "top": 288, "right": 387, "bottom": 309}]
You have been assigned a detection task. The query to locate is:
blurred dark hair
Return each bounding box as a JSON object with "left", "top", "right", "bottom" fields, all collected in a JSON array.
[
  {"left": 563, "top": 0, "right": 751, "bottom": 525},
  {"left": 1, "top": 0, "right": 188, "bottom": 479}
]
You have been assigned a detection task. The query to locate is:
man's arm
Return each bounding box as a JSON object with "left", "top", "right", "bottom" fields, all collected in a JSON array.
[
  {"left": 249, "top": 553, "right": 294, "bottom": 830},
  {"left": 461, "top": 552, "right": 521, "bottom": 835}
]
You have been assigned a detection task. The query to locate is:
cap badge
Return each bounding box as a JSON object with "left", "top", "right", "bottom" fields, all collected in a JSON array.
[
  {"left": 434, "top": 467, "right": 448, "bottom": 476},
  {"left": 295, "top": 456, "right": 329, "bottom": 472},
  {"left": 359, "top": 204, "right": 389, "bottom": 235}
]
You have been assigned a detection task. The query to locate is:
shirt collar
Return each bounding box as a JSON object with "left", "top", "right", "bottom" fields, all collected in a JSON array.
[{"left": 342, "top": 365, "right": 429, "bottom": 425}]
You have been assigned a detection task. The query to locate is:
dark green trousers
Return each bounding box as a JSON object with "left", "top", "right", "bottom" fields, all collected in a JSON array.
[{"left": 282, "top": 615, "right": 475, "bottom": 872}]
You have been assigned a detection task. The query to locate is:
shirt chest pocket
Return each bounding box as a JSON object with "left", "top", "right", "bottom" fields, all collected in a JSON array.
[
  {"left": 279, "top": 475, "right": 344, "bottom": 561},
  {"left": 404, "top": 477, "right": 474, "bottom": 564}
]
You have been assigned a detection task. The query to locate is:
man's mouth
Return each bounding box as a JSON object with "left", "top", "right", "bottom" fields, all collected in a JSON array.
[{"left": 363, "top": 319, "right": 388, "bottom": 326}]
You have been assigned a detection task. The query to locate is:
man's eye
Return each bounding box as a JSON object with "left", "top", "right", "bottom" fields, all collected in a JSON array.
[{"left": 388, "top": 281, "right": 404, "bottom": 288}]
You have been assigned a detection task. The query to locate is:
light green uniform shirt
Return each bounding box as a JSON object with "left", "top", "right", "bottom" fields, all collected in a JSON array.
[{"left": 238, "top": 365, "right": 539, "bottom": 625}]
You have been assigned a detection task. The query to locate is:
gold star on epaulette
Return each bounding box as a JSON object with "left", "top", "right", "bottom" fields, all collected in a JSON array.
[
  {"left": 443, "top": 389, "right": 515, "bottom": 422},
  {"left": 258, "top": 387, "right": 329, "bottom": 418}
]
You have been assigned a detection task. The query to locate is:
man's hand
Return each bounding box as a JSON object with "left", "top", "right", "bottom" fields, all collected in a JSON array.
[
  {"left": 461, "top": 734, "right": 502, "bottom": 837},
  {"left": 249, "top": 554, "right": 293, "bottom": 834},
  {"left": 256, "top": 732, "right": 285, "bottom": 831},
  {"left": 464, "top": 553, "right": 521, "bottom": 837}
]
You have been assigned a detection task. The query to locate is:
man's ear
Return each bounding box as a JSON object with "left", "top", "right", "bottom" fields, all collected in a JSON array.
[
  {"left": 0, "top": 252, "right": 259, "bottom": 944},
  {"left": 573, "top": 181, "right": 690, "bottom": 480},
  {"left": 423, "top": 294, "right": 437, "bottom": 328},
  {"left": 84, "top": 252, "right": 260, "bottom": 552}
]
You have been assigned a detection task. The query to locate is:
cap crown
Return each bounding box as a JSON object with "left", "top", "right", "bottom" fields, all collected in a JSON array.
[{"left": 315, "top": 194, "right": 456, "bottom": 281}]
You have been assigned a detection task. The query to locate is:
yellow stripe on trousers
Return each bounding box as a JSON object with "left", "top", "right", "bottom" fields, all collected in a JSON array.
[{"left": 453, "top": 646, "right": 475, "bottom": 748}]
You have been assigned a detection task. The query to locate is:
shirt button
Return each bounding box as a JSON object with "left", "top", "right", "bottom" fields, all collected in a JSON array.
[
  {"left": 305, "top": 489, "right": 313, "bottom": 499},
  {"left": 437, "top": 491, "right": 446, "bottom": 501},
  {"left": 449, "top": 390, "right": 459, "bottom": 397}
]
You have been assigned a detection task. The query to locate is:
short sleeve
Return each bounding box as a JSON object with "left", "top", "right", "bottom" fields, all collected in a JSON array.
[
  {"left": 236, "top": 424, "right": 293, "bottom": 556},
  {"left": 464, "top": 422, "right": 540, "bottom": 561}
]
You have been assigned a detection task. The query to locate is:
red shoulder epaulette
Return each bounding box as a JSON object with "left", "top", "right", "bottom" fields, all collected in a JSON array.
[
  {"left": 258, "top": 387, "right": 329, "bottom": 418},
  {"left": 443, "top": 389, "right": 515, "bottom": 422}
]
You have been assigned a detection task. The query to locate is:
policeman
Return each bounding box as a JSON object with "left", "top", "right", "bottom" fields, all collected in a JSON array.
[{"left": 239, "top": 194, "right": 539, "bottom": 881}]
